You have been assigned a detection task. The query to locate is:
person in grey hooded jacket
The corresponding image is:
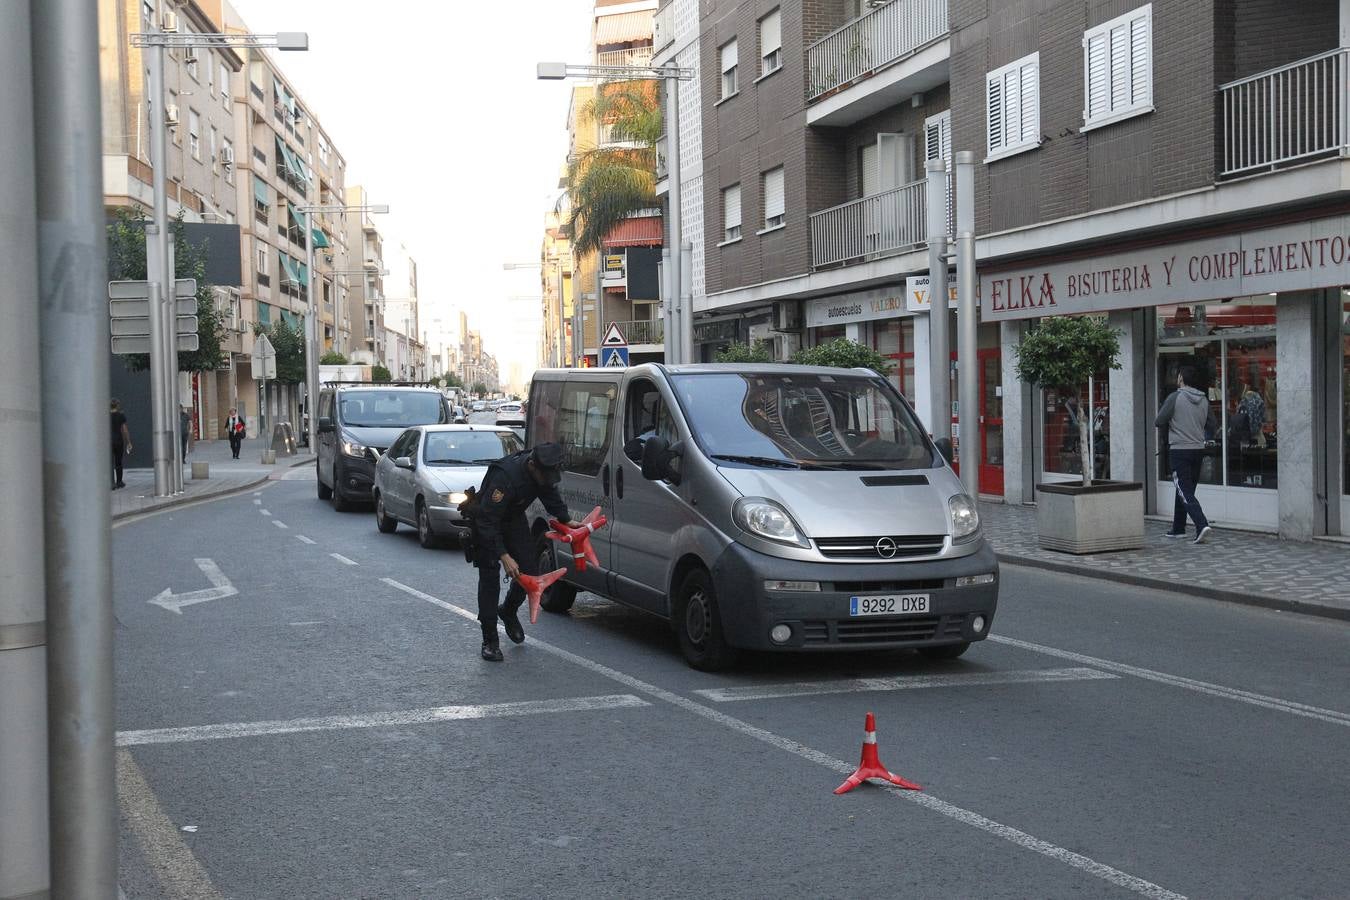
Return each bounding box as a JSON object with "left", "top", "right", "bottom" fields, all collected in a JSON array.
[{"left": 1155, "top": 365, "right": 1217, "bottom": 543}]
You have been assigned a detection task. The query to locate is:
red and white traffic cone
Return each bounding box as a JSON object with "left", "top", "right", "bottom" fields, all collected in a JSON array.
[
  {"left": 515, "top": 567, "right": 568, "bottom": 624},
  {"left": 834, "top": 712, "right": 922, "bottom": 795}
]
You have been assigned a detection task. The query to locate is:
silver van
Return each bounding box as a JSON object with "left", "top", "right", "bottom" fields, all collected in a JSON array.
[{"left": 525, "top": 364, "right": 999, "bottom": 671}]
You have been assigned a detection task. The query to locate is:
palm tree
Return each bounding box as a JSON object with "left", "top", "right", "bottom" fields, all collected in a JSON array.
[{"left": 563, "top": 79, "right": 662, "bottom": 256}]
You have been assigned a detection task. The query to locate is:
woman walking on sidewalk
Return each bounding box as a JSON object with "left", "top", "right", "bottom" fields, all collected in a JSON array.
[{"left": 111, "top": 398, "right": 132, "bottom": 489}]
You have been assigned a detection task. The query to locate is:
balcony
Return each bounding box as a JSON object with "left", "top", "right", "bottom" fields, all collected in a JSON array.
[
  {"left": 809, "top": 179, "right": 926, "bottom": 269},
  {"left": 806, "top": 0, "right": 949, "bottom": 127},
  {"left": 584, "top": 319, "right": 664, "bottom": 354},
  {"left": 1220, "top": 49, "right": 1350, "bottom": 178},
  {"left": 596, "top": 46, "right": 654, "bottom": 70}
]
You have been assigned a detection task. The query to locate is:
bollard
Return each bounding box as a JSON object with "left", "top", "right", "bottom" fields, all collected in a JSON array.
[{"left": 191, "top": 461, "right": 209, "bottom": 480}]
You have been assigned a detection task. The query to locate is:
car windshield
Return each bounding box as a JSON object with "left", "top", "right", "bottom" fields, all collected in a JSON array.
[
  {"left": 340, "top": 391, "right": 445, "bottom": 428},
  {"left": 422, "top": 431, "right": 521, "bottom": 465},
  {"left": 669, "top": 372, "right": 936, "bottom": 470}
]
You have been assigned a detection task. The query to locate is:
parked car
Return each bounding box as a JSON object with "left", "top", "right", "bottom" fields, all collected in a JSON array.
[
  {"left": 451, "top": 405, "right": 469, "bottom": 424},
  {"left": 372, "top": 425, "right": 522, "bottom": 548},
  {"left": 315, "top": 384, "right": 451, "bottom": 511},
  {"left": 495, "top": 402, "right": 526, "bottom": 427},
  {"left": 471, "top": 401, "right": 487, "bottom": 412},
  {"left": 524, "top": 364, "right": 998, "bottom": 671}
]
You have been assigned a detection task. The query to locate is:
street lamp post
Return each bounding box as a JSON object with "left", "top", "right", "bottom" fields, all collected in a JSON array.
[
  {"left": 132, "top": 25, "right": 307, "bottom": 496},
  {"left": 296, "top": 203, "right": 388, "bottom": 451},
  {"left": 538, "top": 60, "right": 693, "bottom": 364}
]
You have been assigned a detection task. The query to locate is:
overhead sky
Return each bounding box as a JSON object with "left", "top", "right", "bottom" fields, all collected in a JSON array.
[{"left": 228, "top": 0, "right": 597, "bottom": 387}]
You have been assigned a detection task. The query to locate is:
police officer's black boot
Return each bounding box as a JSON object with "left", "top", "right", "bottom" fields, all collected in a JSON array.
[
  {"left": 480, "top": 625, "right": 503, "bottom": 662},
  {"left": 498, "top": 603, "right": 525, "bottom": 644}
]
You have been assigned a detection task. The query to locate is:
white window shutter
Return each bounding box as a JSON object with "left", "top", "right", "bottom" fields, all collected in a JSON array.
[
  {"left": 763, "top": 168, "right": 784, "bottom": 222},
  {"left": 761, "top": 10, "right": 781, "bottom": 55},
  {"left": 722, "top": 40, "right": 738, "bottom": 72},
  {"left": 724, "top": 184, "right": 741, "bottom": 230},
  {"left": 925, "top": 111, "right": 951, "bottom": 167},
  {"left": 1086, "top": 32, "right": 1108, "bottom": 119},
  {"left": 1130, "top": 14, "right": 1151, "bottom": 105},
  {"left": 861, "top": 141, "right": 879, "bottom": 195},
  {"left": 1109, "top": 23, "right": 1129, "bottom": 111},
  {"left": 987, "top": 73, "right": 1005, "bottom": 154},
  {"left": 877, "top": 133, "right": 907, "bottom": 190},
  {"left": 1020, "top": 58, "right": 1039, "bottom": 143},
  {"left": 1084, "top": 5, "right": 1151, "bottom": 126}
]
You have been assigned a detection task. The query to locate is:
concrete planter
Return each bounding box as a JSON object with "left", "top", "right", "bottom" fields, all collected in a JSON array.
[
  {"left": 1036, "top": 480, "right": 1144, "bottom": 554},
  {"left": 190, "top": 461, "right": 209, "bottom": 480}
]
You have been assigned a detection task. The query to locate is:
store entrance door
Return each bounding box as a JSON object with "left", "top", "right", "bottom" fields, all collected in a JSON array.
[{"left": 979, "top": 349, "right": 1004, "bottom": 496}]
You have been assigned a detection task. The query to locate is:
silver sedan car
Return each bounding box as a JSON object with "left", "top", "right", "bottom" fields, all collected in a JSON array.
[{"left": 372, "top": 424, "right": 522, "bottom": 548}]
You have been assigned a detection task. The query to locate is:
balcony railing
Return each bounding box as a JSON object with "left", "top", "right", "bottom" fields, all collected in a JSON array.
[
  {"left": 596, "top": 46, "right": 654, "bottom": 70},
  {"left": 613, "top": 319, "right": 664, "bottom": 345},
  {"left": 1220, "top": 48, "right": 1350, "bottom": 177},
  {"left": 809, "top": 179, "right": 926, "bottom": 269},
  {"left": 806, "top": 0, "right": 947, "bottom": 102}
]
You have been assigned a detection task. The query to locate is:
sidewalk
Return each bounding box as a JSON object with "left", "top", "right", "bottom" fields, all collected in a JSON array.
[
  {"left": 112, "top": 437, "right": 314, "bottom": 520},
  {"left": 981, "top": 501, "right": 1350, "bottom": 621}
]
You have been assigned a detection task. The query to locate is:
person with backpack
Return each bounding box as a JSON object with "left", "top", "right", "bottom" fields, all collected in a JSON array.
[{"left": 1156, "top": 365, "right": 1218, "bottom": 544}]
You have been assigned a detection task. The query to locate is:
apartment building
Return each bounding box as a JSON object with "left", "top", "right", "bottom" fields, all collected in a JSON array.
[
  {"left": 343, "top": 184, "right": 387, "bottom": 366},
  {"left": 689, "top": 0, "right": 1350, "bottom": 539},
  {"left": 99, "top": 0, "right": 244, "bottom": 438},
  {"left": 540, "top": 210, "right": 576, "bottom": 367},
  {"left": 308, "top": 120, "right": 354, "bottom": 357},
  {"left": 383, "top": 245, "right": 425, "bottom": 380}
]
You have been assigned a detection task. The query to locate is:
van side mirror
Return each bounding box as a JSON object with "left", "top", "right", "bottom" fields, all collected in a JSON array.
[
  {"left": 641, "top": 436, "right": 683, "bottom": 485},
  {"left": 934, "top": 437, "right": 954, "bottom": 465},
  {"left": 318, "top": 417, "right": 334, "bottom": 434}
]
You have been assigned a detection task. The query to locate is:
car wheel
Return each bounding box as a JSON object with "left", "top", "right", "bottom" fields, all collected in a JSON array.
[
  {"left": 536, "top": 534, "right": 577, "bottom": 613},
  {"left": 918, "top": 642, "right": 971, "bottom": 661},
  {"left": 331, "top": 462, "right": 353, "bottom": 512},
  {"left": 673, "top": 568, "right": 737, "bottom": 672},
  {"left": 416, "top": 499, "right": 438, "bottom": 549},
  {"left": 316, "top": 460, "right": 332, "bottom": 500},
  {"left": 374, "top": 492, "right": 398, "bottom": 533}
]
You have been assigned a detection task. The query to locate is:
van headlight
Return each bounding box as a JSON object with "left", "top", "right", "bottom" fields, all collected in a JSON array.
[
  {"left": 733, "top": 497, "right": 809, "bottom": 548},
  {"left": 340, "top": 436, "right": 369, "bottom": 458},
  {"left": 949, "top": 493, "right": 980, "bottom": 542}
]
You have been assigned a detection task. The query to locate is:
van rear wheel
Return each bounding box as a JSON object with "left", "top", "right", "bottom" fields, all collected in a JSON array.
[
  {"left": 537, "top": 535, "right": 576, "bottom": 613},
  {"left": 673, "top": 569, "right": 737, "bottom": 672}
]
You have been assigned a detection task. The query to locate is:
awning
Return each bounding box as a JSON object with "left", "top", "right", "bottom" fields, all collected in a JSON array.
[
  {"left": 252, "top": 174, "right": 268, "bottom": 205},
  {"left": 602, "top": 215, "right": 663, "bottom": 247},
  {"left": 311, "top": 228, "right": 330, "bottom": 249},
  {"left": 595, "top": 10, "right": 652, "bottom": 45},
  {"left": 274, "top": 136, "right": 308, "bottom": 186},
  {"left": 297, "top": 262, "right": 309, "bottom": 288},
  {"left": 257, "top": 302, "right": 271, "bottom": 326},
  {"left": 279, "top": 308, "right": 300, "bottom": 329},
  {"left": 278, "top": 251, "right": 300, "bottom": 286},
  {"left": 287, "top": 203, "right": 306, "bottom": 235}
]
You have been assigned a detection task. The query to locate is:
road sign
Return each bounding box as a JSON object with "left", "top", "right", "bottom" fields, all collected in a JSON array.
[
  {"left": 252, "top": 332, "right": 277, "bottom": 380},
  {"left": 109, "top": 297, "right": 197, "bottom": 318},
  {"left": 110, "top": 316, "right": 198, "bottom": 337},
  {"left": 111, "top": 334, "right": 199, "bottom": 355},
  {"left": 108, "top": 279, "right": 197, "bottom": 301},
  {"left": 602, "top": 321, "right": 628, "bottom": 347},
  {"left": 601, "top": 346, "right": 630, "bottom": 367}
]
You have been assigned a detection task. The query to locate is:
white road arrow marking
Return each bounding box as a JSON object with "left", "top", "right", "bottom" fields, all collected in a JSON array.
[{"left": 148, "top": 558, "right": 238, "bottom": 614}]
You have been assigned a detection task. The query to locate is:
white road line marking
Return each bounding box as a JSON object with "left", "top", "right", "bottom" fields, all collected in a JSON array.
[
  {"left": 116, "top": 694, "right": 648, "bottom": 746},
  {"left": 272, "top": 520, "right": 288, "bottom": 529},
  {"left": 289, "top": 621, "right": 321, "bottom": 626},
  {"left": 695, "top": 667, "right": 1119, "bottom": 703},
  {"left": 295, "top": 535, "right": 316, "bottom": 545},
  {"left": 259, "top": 509, "right": 270, "bottom": 516},
  {"left": 117, "top": 748, "right": 223, "bottom": 899},
  {"left": 379, "top": 578, "right": 1183, "bottom": 900},
  {"left": 991, "top": 635, "right": 1350, "bottom": 728},
  {"left": 252, "top": 492, "right": 262, "bottom": 496},
  {"left": 252, "top": 499, "right": 261, "bottom": 505},
  {"left": 330, "top": 553, "right": 357, "bottom": 566}
]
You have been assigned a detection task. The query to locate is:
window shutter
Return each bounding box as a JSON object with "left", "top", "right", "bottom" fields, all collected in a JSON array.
[
  {"left": 987, "top": 72, "right": 1005, "bottom": 154},
  {"left": 1086, "top": 32, "right": 1108, "bottom": 119},
  {"left": 1109, "top": 23, "right": 1129, "bottom": 111},
  {"left": 861, "top": 141, "right": 879, "bottom": 196},
  {"left": 761, "top": 10, "right": 781, "bottom": 55},
  {"left": 724, "top": 184, "right": 741, "bottom": 231},
  {"left": 877, "top": 133, "right": 908, "bottom": 190},
  {"left": 1084, "top": 5, "right": 1151, "bottom": 126},
  {"left": 925, "top": 111, "right": 951, "bottom": 167},
  {"left": 763, "top": 167, "right": 785, "bottom": 222},
  {"left": 721, "top": 40, "right": 738, "bottom": 73},
  {"left": 1130, "top": 14, "right": 1151, "bottom": 105},
  {"left": 1020, "top": 58, "right": 1039, "bottom": 143}
]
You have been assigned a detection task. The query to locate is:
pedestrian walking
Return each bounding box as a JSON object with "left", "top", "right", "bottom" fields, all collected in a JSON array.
[
  {"left": 463, "top": 442, "right": 575, "bottom": 661},
  {"left": 179, "top": 405, "right": 193, "bottom": 461},
  {"left": 1156, "top": 365, "right": 1217, "bottom": 544},
  {"left": 111, "top": 398, "right": 131, "bottom": 489},
  {"left": 224, "top": 407, "right": 245, "bottom": 459}
]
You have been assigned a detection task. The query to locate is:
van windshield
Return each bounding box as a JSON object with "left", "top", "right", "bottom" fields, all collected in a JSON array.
[
  {"left": 668, "top": 372, "right": 937, "bottom": 470},
  {"left": 340, "top": 391, "right": 445, "bottom": 428}
]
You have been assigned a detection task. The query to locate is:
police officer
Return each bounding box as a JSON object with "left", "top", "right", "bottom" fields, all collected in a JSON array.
[{"left": 471, "top": 442, "right": 573, "bottom": 661}]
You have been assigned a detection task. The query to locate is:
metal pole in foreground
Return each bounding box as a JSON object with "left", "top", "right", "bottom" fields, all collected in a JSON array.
[
  {"left": 0, "top": 5, "right": 50, "bottom": 895},
  {"left": 664, "top": 62, "right": 683, "bottom": 365},
  {"left": 305, "top": 212, "right": 319, "bottom": 452},
  {"left": 146, "top": 19, "right": 174, "bottom": 495},
  {"left": 954, "top": 150, "right": 979, "bottom": 496},
  {"left": 659, "top": 250, "right": 670, "bottom": 363},
  {"left": 926, "top": 157, "right": 951, "bottom": 445},
  {"left": 169, "top": 242, "right": 183, "bottom": 493},
  {"left": 680, "top": 241, "right": 694, "bottom": 364},
  {"left": 32, "top": 0, "right": 117, "bottom": 892}
]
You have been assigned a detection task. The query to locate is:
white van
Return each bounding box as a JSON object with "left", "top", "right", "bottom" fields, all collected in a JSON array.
[{"left": 525, "top": 364, "right": 999, "bottom": 670}]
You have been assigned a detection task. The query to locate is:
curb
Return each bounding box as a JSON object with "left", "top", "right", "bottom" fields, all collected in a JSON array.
[
  {"left": 997, "top": 552, "right": 1350, "bottom": 624},
  {"left": 111, "top": 455, "right": 314, "bottom": 522}
]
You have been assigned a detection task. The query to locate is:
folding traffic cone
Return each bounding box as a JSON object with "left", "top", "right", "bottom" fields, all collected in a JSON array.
[
  {"left": 834, "top": 712, "right": 921, "bottom": 795},
  {"left": 546, "top": 505, "right": 608, "bottom": 572},
  {"left": 515, "top": 567, "right": 568, "bottom": 624}
]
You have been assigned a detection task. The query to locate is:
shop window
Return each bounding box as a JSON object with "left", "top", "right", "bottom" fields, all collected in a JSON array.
[
  {"left": 1042, "top": 379, "right": 1109, "bottom": 479},
  {"left": 872, "top": 319, "right": 915, "bottom": 403},
  {"left": 1155, "top": 297, "right": 1277, "bottom": 489},
  {"left": 813, "top": 325, "right": 845, "bottom": 346}
]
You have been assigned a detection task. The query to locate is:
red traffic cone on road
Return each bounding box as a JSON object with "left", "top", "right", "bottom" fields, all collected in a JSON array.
[
  {"left": 834, "top": 712, "right": 922, "bottom": 795},
  {"left": 547, "top": 506, "right": 608, "bottom": 572},
  {"left": 516, "top": 567, "right": 568, "bottom": 624}
]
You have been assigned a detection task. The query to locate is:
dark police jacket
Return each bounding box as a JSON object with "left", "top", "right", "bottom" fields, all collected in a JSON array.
[{"left": 473, "top": 450, "right": 569, "bottom": 559}]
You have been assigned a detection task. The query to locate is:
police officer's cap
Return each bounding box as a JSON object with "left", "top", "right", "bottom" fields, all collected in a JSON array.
[{"left": 530, "top": 442, "right": 565, "bottom": 482}]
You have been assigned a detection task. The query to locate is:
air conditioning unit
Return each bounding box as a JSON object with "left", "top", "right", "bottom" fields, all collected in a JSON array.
[
  {"left": 161, "top": 10, "right": 179, "bottom": 32},
  {"left": 773, "top": 299, "right": 802, "bottom": 331},
  {"left": 220, "top": 144, "right": 234, "bottom": 167},
  {"left": 165, "top": 104, "right": 180, "bottom": 127},
  {"left": 184, "top": 46, "right": 197, "bottom": 63}
]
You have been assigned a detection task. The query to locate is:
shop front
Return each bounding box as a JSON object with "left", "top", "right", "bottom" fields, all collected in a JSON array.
[{"left": 983, "top": 213, "right": 1350, "bottom": 539}]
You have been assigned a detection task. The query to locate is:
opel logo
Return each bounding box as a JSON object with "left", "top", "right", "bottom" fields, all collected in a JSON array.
[{"left": 874, "top": 536, "right": 898, "bottom": 558}]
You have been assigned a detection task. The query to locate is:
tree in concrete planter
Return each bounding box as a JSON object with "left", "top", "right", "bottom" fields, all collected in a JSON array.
[
  {"left": 319, "top": 350, "right": 348, "bottom": 365},
  {"left": 372, "top": 365, "right": 393, "bottom": 384},
  {"left": 792, "top": 338, "right": 894, "bottom": 375},
  {"left": 1013, "top": 316, "right": 1121, "bottom": 487}
]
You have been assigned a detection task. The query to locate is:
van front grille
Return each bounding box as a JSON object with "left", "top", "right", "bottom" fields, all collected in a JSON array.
[
  {"left": 799, "top": 614, "right": 966, "bottom": 646},
  {"left": 830, "top": 579, "right": 944, "bottom": 593},
  {"left": 815, "top": 535, "right": 946, "bottom": 560}
]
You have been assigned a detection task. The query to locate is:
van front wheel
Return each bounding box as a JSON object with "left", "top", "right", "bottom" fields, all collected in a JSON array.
[{"left": 674, "top": 569, "right": 738, "bottom": 672}]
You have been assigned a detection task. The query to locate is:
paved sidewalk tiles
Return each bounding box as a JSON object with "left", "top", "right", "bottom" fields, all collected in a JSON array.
[{"left": 112, "top": 438, "right": 313, "bottom": 520}]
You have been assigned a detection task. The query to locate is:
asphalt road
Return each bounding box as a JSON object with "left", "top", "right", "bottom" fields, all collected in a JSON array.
[{"left": 112, "top": 464, "right": 1350, "bottom": 899}]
